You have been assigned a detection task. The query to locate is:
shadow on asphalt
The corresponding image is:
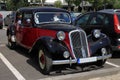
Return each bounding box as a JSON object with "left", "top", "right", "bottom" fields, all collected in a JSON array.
[
  {"left": 6, "top": 44, "right": 103, "bottom": 76},
  {"left": 49, "top": 65, "right": 103, "bottom": 76},
  {"left": 6, "top": 44, "right": 30, "bottom": 58}
]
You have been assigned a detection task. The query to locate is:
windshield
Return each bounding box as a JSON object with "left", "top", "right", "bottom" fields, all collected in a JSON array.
[{"left": 34, "top": 12, "right": 71, "bottom": 24}]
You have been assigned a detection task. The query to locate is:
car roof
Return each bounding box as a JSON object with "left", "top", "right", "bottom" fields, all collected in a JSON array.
[
  {"left": 17, "top": 7, "right": 69, "bottom": 13},
  {"left": 98, "top": 9, "right": 120, "bottom": 14}
]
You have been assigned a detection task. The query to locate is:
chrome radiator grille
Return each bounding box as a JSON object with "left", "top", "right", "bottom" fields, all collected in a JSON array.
[{"left": 69, "top": 30, "right": 89, "bottom": 58}]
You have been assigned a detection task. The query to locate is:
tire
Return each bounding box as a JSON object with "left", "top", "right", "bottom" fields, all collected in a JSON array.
[
  {"left": 38, "top": 46, "right": 52, "bottom": 75},
  {"left": 95, "top": 47, "right": 111, "bottom": 67},
  {"left": 8, "top": 34, "right": 16, "bottom": 49}
]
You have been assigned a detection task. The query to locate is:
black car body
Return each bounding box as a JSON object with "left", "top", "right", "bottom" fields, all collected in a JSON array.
[
  {"left": 7, "top": 7, "right": 111, "bottom": 75},
  {"left": 74, "top": 9, "right": 120, "bottom": 51}
]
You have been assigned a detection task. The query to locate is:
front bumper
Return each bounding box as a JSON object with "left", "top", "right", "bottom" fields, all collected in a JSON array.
[{"left": 52, "top": 54, "right": 112, "bottom": 65}]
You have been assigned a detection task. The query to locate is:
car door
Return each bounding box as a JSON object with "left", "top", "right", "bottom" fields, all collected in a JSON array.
[
  {"left": 20, "top": 12, "right": 37, "bottom": 49},
  {"left": 16, "top": 11, "right": 37, "bottom": 49}
]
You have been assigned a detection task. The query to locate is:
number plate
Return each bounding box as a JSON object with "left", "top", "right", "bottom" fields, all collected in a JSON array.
[{"left": 77, "top": 57, "right": 97, "bottom": 64}]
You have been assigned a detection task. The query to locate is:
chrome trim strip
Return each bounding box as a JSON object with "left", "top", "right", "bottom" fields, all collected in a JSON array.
[{"left": 52, "top": 54, "right": 112, "bottom": 65}]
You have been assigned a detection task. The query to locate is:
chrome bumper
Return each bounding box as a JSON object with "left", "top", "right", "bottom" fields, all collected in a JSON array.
[{"left": 52, "top": 54, "right": 112, "bottom": 65}]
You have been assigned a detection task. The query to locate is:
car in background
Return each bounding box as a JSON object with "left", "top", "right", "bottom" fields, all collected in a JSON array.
[
  {"left": 70, "top": 12, "right": 81, "bottom": 22},
  {"left": 4, "top": 11, "right": 15, "bottom": 26},
  {"left": 0, "top": 13, "right": 3, "bottom": 29},
  {"left": 7, "top": 7, "right": 111, "bottom": 75},
  {"left": 74, "top": 9, "right": 120, "bottom": 51}
]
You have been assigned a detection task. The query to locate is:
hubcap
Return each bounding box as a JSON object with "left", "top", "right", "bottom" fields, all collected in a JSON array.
[{"left": 39, "top": 50, "right": 45, "bottom": 69}]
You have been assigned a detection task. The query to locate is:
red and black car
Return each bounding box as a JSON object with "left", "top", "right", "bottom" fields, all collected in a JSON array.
[{"left": 7, "top": 7, "right": 112, "bottom": 75}]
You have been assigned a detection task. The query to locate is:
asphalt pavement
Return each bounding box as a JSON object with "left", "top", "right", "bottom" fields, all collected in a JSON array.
[{"left": 1, "top": 28, "right": 120, "bottom": 80}]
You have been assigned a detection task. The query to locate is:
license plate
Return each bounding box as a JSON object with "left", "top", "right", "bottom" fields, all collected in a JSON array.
[{"left": 77, "top": 57, "right": 97, "bottom": 64}]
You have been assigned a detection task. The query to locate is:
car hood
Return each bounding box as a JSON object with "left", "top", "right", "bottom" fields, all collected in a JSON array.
[{"left": 39, "top": 24, "right": 78, "bottom": 32}]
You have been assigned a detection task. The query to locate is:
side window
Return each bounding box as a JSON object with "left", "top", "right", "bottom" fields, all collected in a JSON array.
[
  {"left": 22, "top": 12, "right": 32, "bottom": 27},
  {"left": 104, "top": 17, "right": 110, "bottom": 25},
  {"left": 90, "top": 14, "right": 104, "bottom": 25},
  {"left": 76, "top": 14, "right": 90, "bottom": 25},
  {"left": 16, "top": 11, "right": 22, "bottom": 23}
]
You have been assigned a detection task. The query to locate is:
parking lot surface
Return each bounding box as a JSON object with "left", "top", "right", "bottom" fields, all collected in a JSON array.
[{"left": 1, "top": 29, "right": 120, "bottom": 80}]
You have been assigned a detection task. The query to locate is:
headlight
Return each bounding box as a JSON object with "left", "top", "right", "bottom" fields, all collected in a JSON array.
[
  {"left": 63, "top": 51, "right": 70, "bottom": 58},
  {"left": 93, "top": 29, "right": 101, "bottom": 38},
  {"left": 57, "top": 31, "right": 65, "bottom": 41}
]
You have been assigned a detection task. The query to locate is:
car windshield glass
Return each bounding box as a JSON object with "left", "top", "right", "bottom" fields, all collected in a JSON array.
[{"left": 34, "top": 12, "right": 71, "bottom": 24}]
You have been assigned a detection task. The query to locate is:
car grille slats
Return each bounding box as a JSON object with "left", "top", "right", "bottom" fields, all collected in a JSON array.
[{"left": 69, "top": 30, "right": 89, "bottom": 58}]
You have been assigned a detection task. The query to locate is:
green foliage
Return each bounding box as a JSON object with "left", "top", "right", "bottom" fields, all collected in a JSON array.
[
  {"left": 72, "top": 0, "right": 81, "bottom": 6},
  {"left": 6, "top": 0, "right": 29, "bottom": 10},
  {"left": 54, "top": 0, "right": 62, "bottom": 8},
  {"left": 87, "top": 0, "right": 114, "bottom": 10},
  {"left": 113, "top": 0, "right": 120, "bottom": 9}
]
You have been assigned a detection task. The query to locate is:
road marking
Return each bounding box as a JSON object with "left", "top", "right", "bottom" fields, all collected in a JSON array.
[
  {"left": 106, "top": 61, "right": 120, "bottom": 68},
  {"left": 0, "top": 52, "right": 26, "bottom": 80}
]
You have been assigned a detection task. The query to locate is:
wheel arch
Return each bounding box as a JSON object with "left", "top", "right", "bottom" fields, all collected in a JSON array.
[{"left": 29, "top": 36, "right": 54, "bottom": 58}]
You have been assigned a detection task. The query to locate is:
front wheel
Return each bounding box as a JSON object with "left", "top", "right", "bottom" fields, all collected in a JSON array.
[{"left": 38, "top": 46, "right": 52, "bottom": 75}]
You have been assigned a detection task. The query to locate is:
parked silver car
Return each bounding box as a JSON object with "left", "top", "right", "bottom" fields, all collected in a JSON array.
[{"left": 4, "top": 11, "right": 15, "bottom": 26}]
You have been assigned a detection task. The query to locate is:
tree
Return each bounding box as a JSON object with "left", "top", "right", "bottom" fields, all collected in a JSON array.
[
  {"left": 113, "top": 0, "right": 120, "bottom": 8},
  {"left": 41, "top": 0, "right": 46, "bottom": 6},
  {"left": 87, "top": 0, "right": 114, "bottom": 10},
  {"left": 54, "top": 0, "right": 62, "bottom": 8},
  {"left": 73, "top": 0, "right": 81, "bottom": 6},
  {"left": 6, "top": 0, "right": 29, "bottom": 10},
  {"left": 65, "top": 0, "right": 74, "bottom": 11}
]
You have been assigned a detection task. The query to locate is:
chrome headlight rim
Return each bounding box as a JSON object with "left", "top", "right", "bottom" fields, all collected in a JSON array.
[
  {"left": 57, "top": 31, "right": 65, "bottom": 41},
  {"left": 93, "top": 29, "right": 101, "bottom": 38},
  {"left": 63, "top": 51, "right": 70, "bottom": 59}
]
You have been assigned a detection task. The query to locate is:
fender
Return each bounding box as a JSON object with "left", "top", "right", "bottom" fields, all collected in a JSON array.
[
  {"left": 7, "top": 24, "right": 15, "bottom": 36},
  {"left": 88, "top": 33, "right": 111, "bottom": 55},
  {"left": 29, "top": 36, "right": 68, "bottom": 58}
]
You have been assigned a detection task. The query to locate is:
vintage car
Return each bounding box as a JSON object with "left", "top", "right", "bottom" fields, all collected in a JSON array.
[{"left": 6, "top": 7, "right": 112, "bottom": 75}]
